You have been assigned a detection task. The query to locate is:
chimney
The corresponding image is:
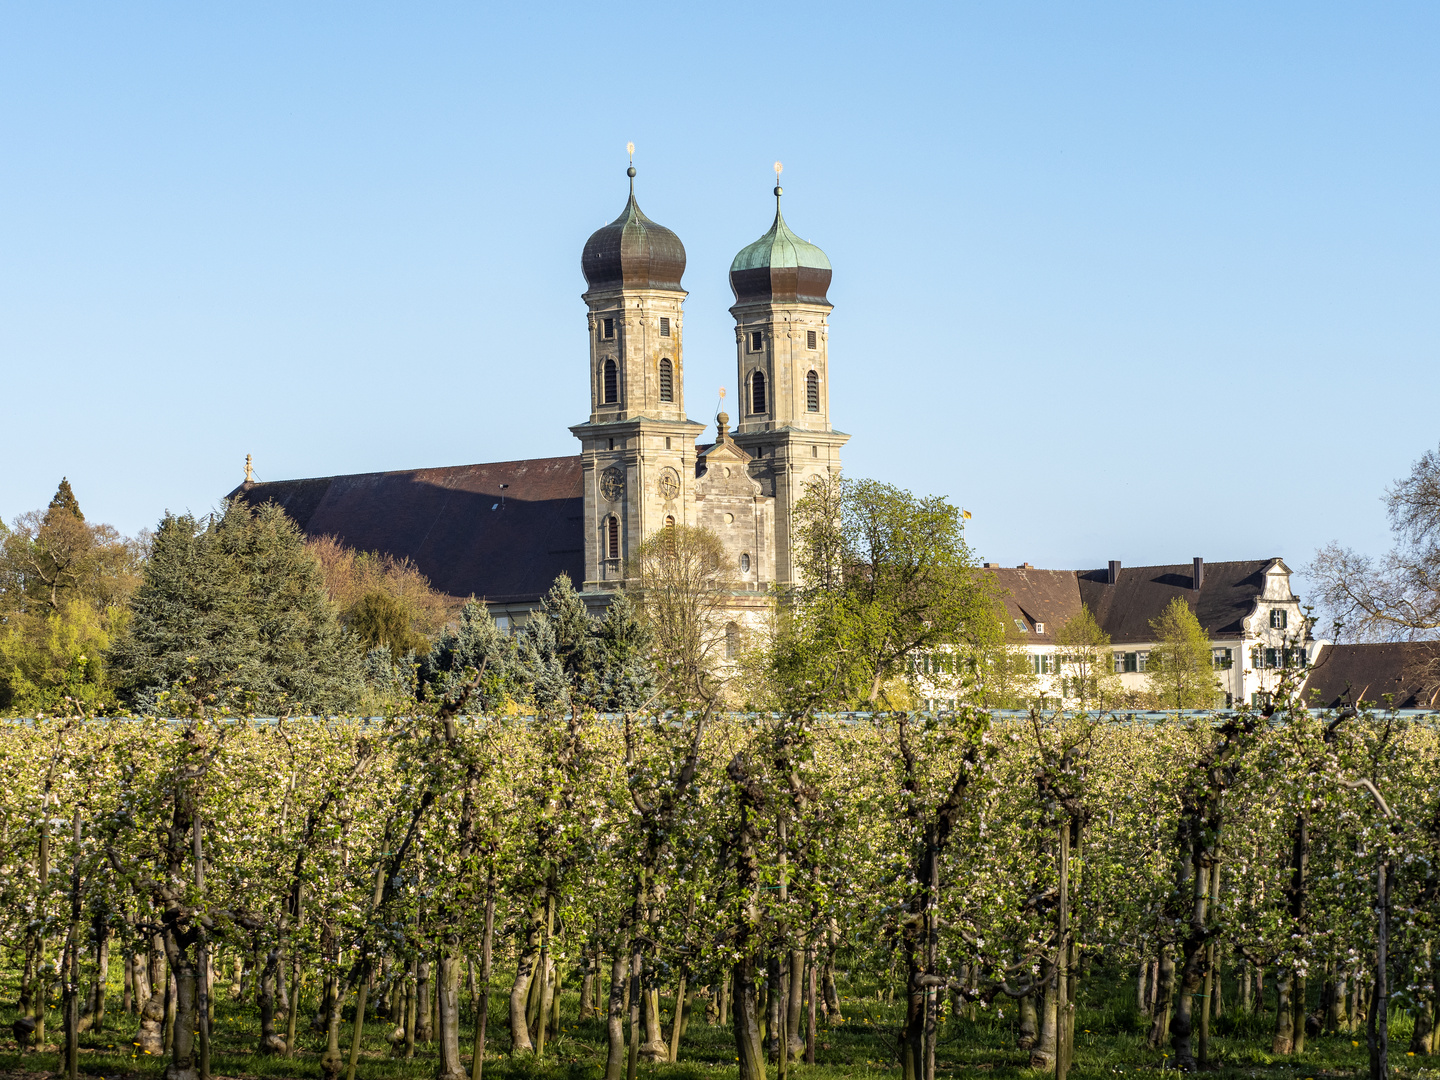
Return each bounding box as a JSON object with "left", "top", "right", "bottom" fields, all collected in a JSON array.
[
  {"left": 1017, "top": 562, "right": 1034, "bottom": 569},
  {"left": 1193, "top": 557, "right": 1205, "bottom": 591},
  {"left": 1107, "top": 560, "right": 1121, "bottom": 585}
]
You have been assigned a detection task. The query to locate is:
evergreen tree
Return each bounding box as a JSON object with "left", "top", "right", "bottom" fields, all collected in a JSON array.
[
  {"left": 514, "top": 612, "right": 571, "bottom": 713},
  {"left": 419, "top": 599, "right": 517, "bottom": 711},
  {"left": 111, "top": 501, "right": 362, "bottom": 714},
  {"left": 44, "top": 478, "right": 84, "bottom": 524},
  {"left": 109, "top": 511, "right": 257, "bottom": 708},
  {"left": 592, "top": 591, "right": 656, "bottom": 710}
]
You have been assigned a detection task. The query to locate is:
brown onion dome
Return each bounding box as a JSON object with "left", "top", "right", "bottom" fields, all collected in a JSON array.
[
  {"left": 729, "top": 185, "right": 831, "bottom": 306},
  {"left": 581, "top": 167, "right": 686, "bottom": 293}
]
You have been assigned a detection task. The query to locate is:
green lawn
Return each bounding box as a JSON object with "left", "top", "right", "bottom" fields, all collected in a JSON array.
[{"left": 0, "top": 968, "right": 1434, "bottom": 1080}]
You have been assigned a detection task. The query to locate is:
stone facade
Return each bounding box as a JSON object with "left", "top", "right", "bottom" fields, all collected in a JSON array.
[{"left": 573, "top": 172, "right": 847, "bottom": 621}]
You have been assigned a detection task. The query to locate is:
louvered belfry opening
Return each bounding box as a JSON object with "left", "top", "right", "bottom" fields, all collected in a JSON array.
[
  {"left": 751, "top": 370, "right": 767, "bottom": 414},
  {"left": 659, "top": 358, "right": 674, "bottom": 403},
  {"left": 607, "top": 516, "right": 620, "bottom": 560},
  {"left": 806, "top": 369, "right": 819, "bottom": 412},
  {"left": 603, "top": 358, "right": 618, "bottom": 404}
]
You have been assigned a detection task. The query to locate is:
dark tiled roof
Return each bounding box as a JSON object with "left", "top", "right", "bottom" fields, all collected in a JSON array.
[
  {"left": 229, "top": 456, "right": 584, "bottom": 604},
  {"left": 1301, "top": 642, "right": 1440, "bottom": 709},
  {"left": 1077, "top": 560, "right": 1275, "bottom": 643},
  {"left": 983, "top": 569, "right": 1083, "bottom": 643}
]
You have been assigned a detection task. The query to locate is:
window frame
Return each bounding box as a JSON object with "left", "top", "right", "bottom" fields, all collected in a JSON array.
[
  {"left": 658, "top": 357, "right": 674, "bottom": 403},
  {"left": 602, "top": 358, "right": 619, "bottom": 405},
  {"left": 659, "top": 316, "right": 670, "bottom": 338},
  {"left": 806, "top": 369, "right": 820, "bottom": 412}
]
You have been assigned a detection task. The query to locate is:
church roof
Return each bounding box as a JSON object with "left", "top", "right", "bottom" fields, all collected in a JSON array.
[
  {"left": 730, "top": 190, "right": 832, "bottom": 306},
  {"left": 581, "top": 168, "right": 686, "bottom": 294},
  {"left": 229, "top": 456, "right": 584, "bottom": 604}
]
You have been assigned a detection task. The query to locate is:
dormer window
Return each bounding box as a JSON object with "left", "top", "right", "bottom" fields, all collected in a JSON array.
[
  {"left": 660, "top": 317, "right": 670, "bottom": 337},
  {"left": 602, "top": 317, "right": 615, "bottom": 340},
  {"left": 1034, "top": 622, "right": 1045, "bottom": 635},
  {"left": 750, "top": 330, "right": 763, "bottom": 352}
]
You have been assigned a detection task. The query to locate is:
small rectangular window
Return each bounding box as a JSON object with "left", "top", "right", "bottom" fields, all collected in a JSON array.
[
  {"left": 1270, "top": 609, "right": 1288, "bottom": 629},
  {"left": 1212, "top": 647, "right": 1233, "bottom": 670},
  {"left": 1034, "top": 622, "right": 1045, "bottom": 635},
  {"left": 665, "top": 436, "right": 672, "bottom": 449},
  {"left": 603, "top": 317, "right": 614, "bottom": 339},
  {"left": 660, "top": 317, "right": 670, "bottom": 337},
  {"left": 1137, "top": 651, "right": 1148, "bottom": 673},
  {"left": 750, "top": 330, "right": 763, "bottom": 351},
  {"left": 807, "top": 329, "right": 817, "bottom": 349}
]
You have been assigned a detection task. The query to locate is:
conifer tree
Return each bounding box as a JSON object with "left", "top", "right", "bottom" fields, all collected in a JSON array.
[
  {"left": 419, "top": 599, "right": 517, "bottom": 711},
  {"left": 111, "top": 501, "right": 361, "bottom": 714}
]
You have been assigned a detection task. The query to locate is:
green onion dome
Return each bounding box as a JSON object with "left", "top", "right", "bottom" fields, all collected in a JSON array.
[{"left": 729, "top": 187, "right": 831, "bottom": 305}]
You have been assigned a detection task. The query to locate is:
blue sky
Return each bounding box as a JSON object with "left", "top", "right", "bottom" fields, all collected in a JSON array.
[{"left": 2, "top": 3, "right": 1437, "bottom": 585}]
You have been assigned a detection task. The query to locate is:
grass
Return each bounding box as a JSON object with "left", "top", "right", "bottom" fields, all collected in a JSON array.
[{"left": 0, "top": 965, "right": 1435, "bottom": 1080}]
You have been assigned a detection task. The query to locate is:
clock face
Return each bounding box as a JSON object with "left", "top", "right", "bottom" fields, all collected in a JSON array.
[
  {"left": 658, "top": 468, "right": 680, "bottom": 501},
  {"left": 600, "top": 466, "right": 624, "bottom": 503}
]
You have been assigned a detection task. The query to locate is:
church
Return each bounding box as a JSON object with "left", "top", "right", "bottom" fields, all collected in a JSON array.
[{"left": 232, "top": 165, "right": 847, "bottom": 627}]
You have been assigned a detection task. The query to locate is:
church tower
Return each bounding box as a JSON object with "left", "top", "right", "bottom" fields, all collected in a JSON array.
[
  {"left": 728, "top": 176, "right": 848, "bottom": 584},
  {"left": 571, "top": 165, "right": 703, "bottom": 593}
]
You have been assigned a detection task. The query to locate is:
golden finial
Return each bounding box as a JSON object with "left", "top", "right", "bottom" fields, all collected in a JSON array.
[
  {"left": 773, "top": 161, "right": 783, "bottom": 199},
  {"left": 627, "top": 141, "right": 635, "bottom": 162},
  {"left": 244, "top": 454, "right": 255, "bottom": 483}
]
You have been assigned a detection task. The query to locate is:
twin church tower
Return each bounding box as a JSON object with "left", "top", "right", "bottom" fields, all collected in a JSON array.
[
  {"left": 232, "top": 163, "right": 847, "bottom": 621},
  {"left": 570, "top": 165, "right": 848, "bottom": 600}
]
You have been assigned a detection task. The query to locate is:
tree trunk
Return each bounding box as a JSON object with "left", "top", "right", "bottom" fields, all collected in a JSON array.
[
  {"left": 416, "top": 957, "right": 433, "bottom": 1042},
  {"left": 1368, "top": 860, "right": 1391, "bottom": 1080},
  {"left": 257, "top": 948, "right": 286, "bottom": 1053},
  {"left": 1272, "top": 967, "right": 1294, "bottom": 1053},
  {"left": 1017, "top": 992, "right": 1038, "bottom": 1049},
  {"left": 470, "top": 892, "right": 495, "bottom": 1080},
  {"left": 604, "top": 951, "right": 629, "bottom": 1080},
  {"left": 437, "top": 936, "right": 466, "bottom": 1080},
  {"left": 165, "top": 952, "right": 201, "bottom": 1080},
  {"left": 1031, "top": 961, "right": 1057, "bottom": 1070},
  {"left": 640, "top": 986, "right": 667, "bottom": 1061},
  {"left": 787, "top": 949, "right": 805, "bottom": 1061},
  {"left": 1147, "top": 945, "right": 1174, "bottom": 1049},
  {"left": 508, "top": 899, "right": 542, "bottom": 1056},
  {"left": 667, "top": 974, "right": 688, "bottom": 1062},
  {"left": 1409, "top": 942, "right": 1434, "bottom": 1056},
  {"left": 733, "top": 957, "right": 766, "bottom": 1080}
]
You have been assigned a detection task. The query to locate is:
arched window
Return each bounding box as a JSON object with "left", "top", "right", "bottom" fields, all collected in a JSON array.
[
  {"left": 658, "top": 358, "right": 674, "bottom": 403},
  {"left": 607, "top": 516, "right": 619, "bottom": 560},
  {"left": 806, "top": 369, "right": 819, "bottom": 412},
  {"left": 664, "top": 515, "right": 676, "bottom": 530},
  {"left": 603, "top": 358, "right": 618, "bottom": 405},
  {"left": 726, "top": 622, "right": 741, "bottom": 660},
  {"left": 750, "top": 370, "right": 767, "bottom": 414}
]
